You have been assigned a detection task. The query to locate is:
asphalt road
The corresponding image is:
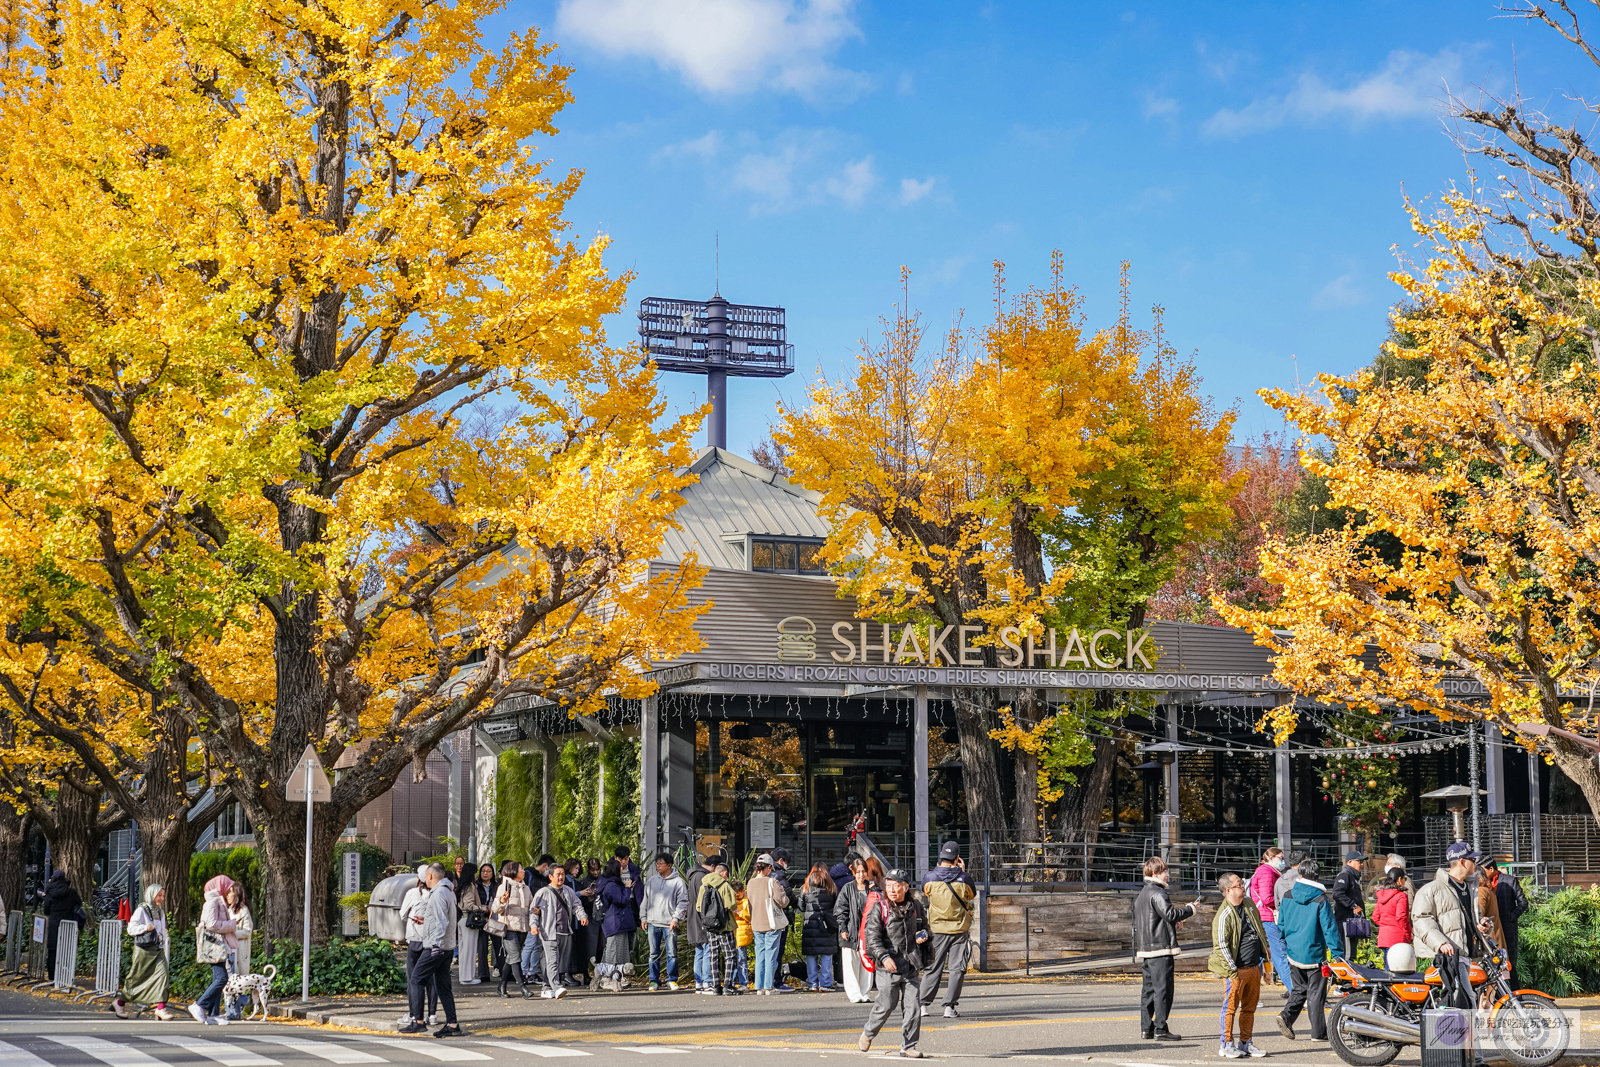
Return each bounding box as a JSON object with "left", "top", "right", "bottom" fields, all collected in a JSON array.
[{"left": 0, "top": 977, "right": 1594, "bottom": 1067}]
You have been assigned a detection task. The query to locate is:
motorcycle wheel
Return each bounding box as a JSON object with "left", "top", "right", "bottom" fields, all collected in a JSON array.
[
  {"left": 1490, "top": 994, "right": 1570, "bottom": 1067},
  {"left": 1328, "top": 1000, "right": 1404, "bottom": 1067}
]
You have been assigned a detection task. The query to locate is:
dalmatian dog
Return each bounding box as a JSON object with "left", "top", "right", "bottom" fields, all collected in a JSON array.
[{"left": 223, "top": 963, "right": 276, "bottom": 1022}]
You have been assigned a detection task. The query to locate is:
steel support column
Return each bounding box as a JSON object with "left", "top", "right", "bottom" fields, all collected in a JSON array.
[
  {"left": 641, "top": 696, "right": 660, "bottom": 855},
  {"left": 914, "top": 685, "right": 930, "bottom": 877}
]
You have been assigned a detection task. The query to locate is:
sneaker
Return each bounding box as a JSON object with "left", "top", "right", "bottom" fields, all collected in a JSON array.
[
  {"left": 919, "top": 1006, "right": 930, "bottom": 1018},
  {"left": 1275, "top": 1014, "right": 1295, "bottom": 1041},
  {"left": 1220, "top": 1042, "right": 1243, "bottom": 1059},
  {"left": 427, "top": 1015, "right": 438, "bottom": 1027},
  {"left": 1242, "top": 1041, "right": 1266, "bottom": 1058},
  {"left": 667, "top": 981, "right": 680, "bottom": 991},
  {"left": 648, "top": 983, "right": 660, "bottom": 992},
  {"left": 551, "top": 987, "right": 566, "bottom": 1000},
  {"left": 899, "top": 1050, "right": 924, "bottom": 1059},
  {"left": 943, "top": 1007, "right": 959, "bottom": 1019},
  {"left": 433, "top": 1024, "right": 462, "bottom": 1039},
  {"left": 396, "top": 1014, "right": 415, "bottom": 1027},
  {"left": 188, "top": 1003, "right": 206, "bottom": 1024},
  {"left": 397, "top": 1023, "right": 428, "bottom": 1035},
  {"left": 210, "top": 1018, "right": 230, "bottom": 1027},
  {"left": 540, "top": 990, "right": 553, "bottom": 999}
]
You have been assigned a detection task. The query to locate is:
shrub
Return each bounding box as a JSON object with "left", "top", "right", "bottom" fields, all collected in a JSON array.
[
  {"left": 1517, "top": 883, "right": 1600, "bottom": 996},
  {"left": 165, "top": 931, "right": 406, "bottom": 998}
]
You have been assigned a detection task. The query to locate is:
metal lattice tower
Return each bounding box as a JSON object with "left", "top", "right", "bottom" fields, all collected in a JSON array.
[{"left": 638, "top": 293, "right": 795, "bottom": 449}]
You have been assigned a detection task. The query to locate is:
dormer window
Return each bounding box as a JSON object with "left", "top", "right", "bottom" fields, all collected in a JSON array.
[{"left": 752, "top": 538, "right": 826, "bottom": 575}]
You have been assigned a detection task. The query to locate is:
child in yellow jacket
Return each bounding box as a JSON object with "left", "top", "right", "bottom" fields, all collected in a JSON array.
[{"left": 732, "top": 881, "right": 752, "bottom": 992}]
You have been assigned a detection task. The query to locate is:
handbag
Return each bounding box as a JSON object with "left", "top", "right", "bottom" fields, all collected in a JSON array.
[
  {"left": 1343, "top": 916, "right": 1373, "bottom": 940},
  {"left": 133, "top": 928, "right": 160, "bottom": 950},
  {"left": 484, "top": 917, "right": 506, "bottom": 936},
  {"left": 466, "top": 912, "right": 487, "bottom": 931},
  {"left": 196, "top": 925, "right": 228, "bottom": 964},
  {"left": 765, "top": 893, "right": 789, "bottom": 931}
]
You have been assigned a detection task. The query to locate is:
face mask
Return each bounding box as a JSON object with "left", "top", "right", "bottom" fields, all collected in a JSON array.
[{"left": 1270, "top": 857, "right": 1287, "bottom": 872}]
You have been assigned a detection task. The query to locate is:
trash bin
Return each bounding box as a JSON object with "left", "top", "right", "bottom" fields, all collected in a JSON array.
[{"left": 366, "top": 874, "right": 419, "bottom": 942}]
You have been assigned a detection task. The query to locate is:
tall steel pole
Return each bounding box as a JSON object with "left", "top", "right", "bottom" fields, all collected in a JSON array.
[
  {"left": 1468, "top": 722, "right": 1481, "bottom": 853},
  {"left": 302, "top": 756, "right": 314, "bottom": 1003},
  {"left": 705, "top": 293, "right": 728, "bottom": 450}
]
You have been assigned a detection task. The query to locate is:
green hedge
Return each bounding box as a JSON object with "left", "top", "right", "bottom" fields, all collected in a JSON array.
[
  {"left": 495, "top": 748, "right": 542, "bottom": 864},
  {"left": 163, "top": 931, "right": 405, "bottom": 998},
  {"left": 1518, "top": 883, "right": 1600, "bottom": 996}
]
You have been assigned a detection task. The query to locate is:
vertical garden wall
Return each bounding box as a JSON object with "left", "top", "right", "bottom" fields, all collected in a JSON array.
[
  {"left": 493, "top": 733, "right": 640, "bottom": 864},
  {"left": 495, "top": 747, "right": 542, "bottom": 864}
]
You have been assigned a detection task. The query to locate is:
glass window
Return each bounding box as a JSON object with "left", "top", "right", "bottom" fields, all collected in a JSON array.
[
  {"left": 752, "top": 540, "right": 776, "bottom": 570},
  {"left": 774, "top": 541, "right": 797, "bottom": 571},
  {"left": 798, "top": 543, "right": 823, "bottom": 573}
]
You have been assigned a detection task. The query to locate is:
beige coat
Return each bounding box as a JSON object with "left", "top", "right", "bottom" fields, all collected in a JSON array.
[
  {"left": 746, "top": 872, "right": 789, "bottom": 934},
  {"left": 1412, "top": 868, "right": 1482, "bottom": 958},
  {"left": 492, "top": 879, "right": 534, "bottom": 933}
]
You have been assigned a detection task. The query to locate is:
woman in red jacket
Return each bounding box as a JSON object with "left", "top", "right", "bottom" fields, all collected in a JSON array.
[{"left": 1373, "top": 867, "right": 1413, "bottom": 971}]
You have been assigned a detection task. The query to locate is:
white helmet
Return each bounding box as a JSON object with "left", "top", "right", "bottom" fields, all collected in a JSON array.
[{"left": 1386, "top": 943, "right": 1417, "bottom": 973}]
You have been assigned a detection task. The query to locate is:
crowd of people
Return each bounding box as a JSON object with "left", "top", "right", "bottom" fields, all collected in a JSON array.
[
  {"left": 391, "top": 841, "right": 977, "bottom": 1056},
  {"left": 1135, "top": 841, "right": 1528, "bottom": 1059}
]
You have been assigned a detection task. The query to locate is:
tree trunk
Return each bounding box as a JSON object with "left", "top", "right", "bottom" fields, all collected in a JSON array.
[
  {"left": 138, "top": 705, "right": 208, "bottom": 928},
  {"left": 955, "top": 689, "right": 1008, "bottom": 835},
  {"left": 1012, "top": 689, "right": 1042, "bottom": 842},
  {"left": 140, "top": 812, "right": 200, "bottom": 929},
  {"left": 0, "top": 805, "right": 26, "bottom": 917},
  {"left": 1056, "top": 734, "right": 1118, "bottom": 843},
  {"left": 258, "top": 802, "right": 344, "bottom": 945},
  {"left": 1551, "top": 742, "right": 1600, "bottom": 832},
  {"left": 50, "top": 777, "right": 103, "bottom": 911}
]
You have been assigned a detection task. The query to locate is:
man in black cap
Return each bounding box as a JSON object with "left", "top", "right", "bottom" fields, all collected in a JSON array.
[
  {"left": 918, "top": 841, "right": 975, "bottom": 1019},
  {"left": 1330, "top": 849, "right": 1367, "bottom": 963},
  {"left": 859, "top": 868, "right": 930, "bottom": 1058}
]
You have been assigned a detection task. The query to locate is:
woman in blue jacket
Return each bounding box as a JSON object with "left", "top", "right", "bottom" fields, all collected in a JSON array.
[{"left": 595, "top": 859, "right": 641, "bottom": 991}]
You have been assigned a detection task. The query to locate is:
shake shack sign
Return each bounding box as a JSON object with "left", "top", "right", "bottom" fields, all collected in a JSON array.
[
  {"left": 653, "top": 659, "right": 1291, "bottom": 693},
  {"left": 778, "top": 617, "right": 1158, "bottom": 671}
]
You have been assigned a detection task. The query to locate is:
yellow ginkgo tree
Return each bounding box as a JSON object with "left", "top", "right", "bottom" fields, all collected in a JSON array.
[
  {"left": 0, "top": 0, "right": 705, "bottom": 939},
  {"left": 1224, "top": 3, "right": 1600, "bottom": 826}
]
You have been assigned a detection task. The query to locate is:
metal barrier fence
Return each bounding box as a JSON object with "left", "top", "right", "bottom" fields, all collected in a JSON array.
[
  {"left": 973, "top": 832, "right": 1356, "bottom": 892},
  {"left": 25, "top": 916, "right": 45, "bottom": 981},
  {"left": 50, "top": 919, "right": 80, "bottom": 993},
  {"left": 2, "top": 910, "right": 20, "bottom": 973},
  {"left": 77, "top": 919, "right": 122, "bottom": 1002},
  {"left": 1426, "top": 814, "right": 1600, "bottom": 876}
]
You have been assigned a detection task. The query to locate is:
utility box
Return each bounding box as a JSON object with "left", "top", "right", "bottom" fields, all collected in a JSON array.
[{"left": 366, "top": 873, "right": 419, "bottom": 942}]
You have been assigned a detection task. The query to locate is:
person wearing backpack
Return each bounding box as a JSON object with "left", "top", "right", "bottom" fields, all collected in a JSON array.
[
  {"left": 695, "top": 855, "right": 739, "bottom": 996},
  {"left": 918, "top": 841, "right": 975, "bottom": 1019},
  {"left": 686, "top": 851, "right": 717, "bottom": 993},
  {"left": 747, "top": 854, "right": 788, "bottom": 994},
  {"left": 858, "top": 868, "right": 930, "bottom": 1058}
]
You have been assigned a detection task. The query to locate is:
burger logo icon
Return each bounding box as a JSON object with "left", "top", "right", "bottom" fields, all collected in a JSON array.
[{"left": 776, "top": 616, "right": 817, "bottom": 662}]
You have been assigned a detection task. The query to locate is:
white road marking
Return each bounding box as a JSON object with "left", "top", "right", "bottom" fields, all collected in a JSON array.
[
  {"left": 238, "top": 1038, "right": 387, "bottom": 1064},
  {"left": 41, "top": 1038, "right": 164, "bottom": 1067},
  {"left": 145, "top": 1038, "right": 282, "bottom": 1067},
  {"left": 471, "top": 1042, "right": 592, "bottom": 1059},
  {"left": 608, "top": 1049, "right": 689, "bottom": 1055},
  {"left": 0, "top": 1041, "right": 52, "bottom": 1067},
  {"left": 349, "top": 1040, "right": 489, "bottom": 1063}
]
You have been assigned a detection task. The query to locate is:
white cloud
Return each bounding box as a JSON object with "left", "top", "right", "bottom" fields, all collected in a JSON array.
[
  {"left": 1204, "top": 47, "right": 1467, "bottom": 139},
  {"left": 1311, "top": 272, "right": 1368, "bottom": 311},
  {"left": 654, "top": 130, "right": 723, "bottom": 161},
  {"left": 554, "top": 0, "right": 864, "bottom": 98},
  {"left": 821, "top": 156, "right": 878, "bottom": 207},
  {"left": 899, "top": 176, "right": 936, "bottom": 204},
  {"left": 1142, "top": 92, "right": 1178, "bottom": 120}
]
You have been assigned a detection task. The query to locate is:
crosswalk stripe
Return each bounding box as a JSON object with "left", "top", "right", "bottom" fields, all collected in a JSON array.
[
  {"left": 608, "top": 1049, "right": 688, "bottom": 1055},
  {"left": 41, "top": 1037, "right": 164, "bottom": 1067},
  {"left": 0, "top": 1040, "right": 53, "bottom": 1067},
  {"left": 470, "top": 1042, "right": 591, "bottom": 1060},
  {"left": 238, "top": 1038, "right": 387, "bottom": 1064},
  {"left": 145, "top": 1038, "right": 282, "bottom": 1067},
  {"left": 349, "top": 1040, "right": 489, "bottom": 1062}
]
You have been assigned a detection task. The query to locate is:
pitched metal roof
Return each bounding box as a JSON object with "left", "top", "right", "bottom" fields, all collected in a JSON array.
[{"left": 657, "top": 447, "right": 832, "bottom": 569}]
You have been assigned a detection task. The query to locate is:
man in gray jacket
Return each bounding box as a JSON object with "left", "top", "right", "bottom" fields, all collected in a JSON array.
[
  {"left": 532, "top": 864, "right": 589, "bottom": 1000},
  {"left": 400, "top": 864, "right": 459, "bottom": 1037},
  {"left": 643, "top": 853, "right": 689, "bottom": 991}
]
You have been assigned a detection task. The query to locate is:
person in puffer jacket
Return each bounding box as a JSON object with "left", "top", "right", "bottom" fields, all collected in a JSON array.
[
  {"left": 191, "top": 875, "right": 238, "bottom": 1025},
  {"left": 1248, "top": 848, "right": 1293, "bottom": 992},
  {"left": 918, "top": 841, "right": 975, "bottom": 1019},
  {"left": 833, "top": 855, "right": 875, "bottom": 1004},
  {"left": 859, "top": 868, "right": 930, "bottom": 1058}
]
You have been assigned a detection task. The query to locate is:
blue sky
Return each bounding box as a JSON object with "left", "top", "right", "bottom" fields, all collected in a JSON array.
[{"left": 488, "top": 1, "right": 1592, "bottom": 452}]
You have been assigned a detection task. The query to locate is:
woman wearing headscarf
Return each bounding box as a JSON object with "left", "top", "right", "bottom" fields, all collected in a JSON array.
[
  {"left": 190, "top": 874, "right": 238, "bottom": 1024},
  {"left": 115, "top": 884, "right": 175, "bottom": 1019}
]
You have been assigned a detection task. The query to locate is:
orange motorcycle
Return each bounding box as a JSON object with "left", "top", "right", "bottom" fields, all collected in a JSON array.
[{"left": 1323, "top": 951, "right": 1568, "bottom": 1067}]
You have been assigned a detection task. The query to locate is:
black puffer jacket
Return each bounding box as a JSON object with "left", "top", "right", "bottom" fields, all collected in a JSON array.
[
  {"left": 863, "top": 893, "right": 927, "bottom": 978},
  {"left": 800, "top": 887, "right": 837, "bottom": 957},
  {"left": 42, "top": 874, "right": 81, "bottom": 923}
]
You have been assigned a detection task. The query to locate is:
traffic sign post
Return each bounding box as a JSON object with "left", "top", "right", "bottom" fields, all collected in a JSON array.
[{"left": 286, "top": 744, "right": 332, "bottom": 1003}]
